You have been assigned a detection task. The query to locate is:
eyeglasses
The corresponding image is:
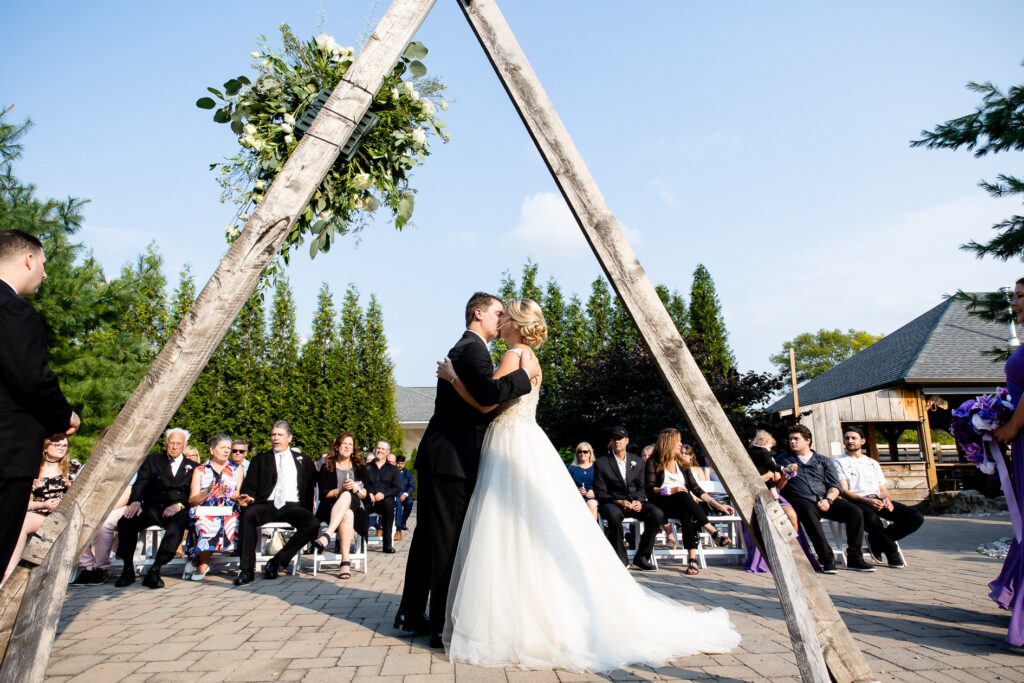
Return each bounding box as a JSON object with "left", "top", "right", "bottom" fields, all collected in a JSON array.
[
  {"left": 576, "top": 449, "right": 591, "bottom": 454},
  {"left": 231, "top": 449, "right": 247, "bottom": 454}
]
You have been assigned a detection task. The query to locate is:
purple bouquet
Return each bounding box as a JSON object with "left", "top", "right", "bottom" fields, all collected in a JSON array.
[{"left": 950, "top": 388, "right": 1014, "bottom": 475}]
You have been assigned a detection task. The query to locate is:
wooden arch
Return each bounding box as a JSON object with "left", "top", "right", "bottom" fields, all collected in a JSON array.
[{"left": 0, "top": 2, "right": 871, "bottom": 681}]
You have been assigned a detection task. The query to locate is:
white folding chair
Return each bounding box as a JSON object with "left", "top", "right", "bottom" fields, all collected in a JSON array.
[
  {"left": 310, "top": 523, "right": 368, "bottom": 576},
  {"left": 256, "top": 523, "right": 300, "bottom": 575},
  {"left": 827, "top": 520, "right": 906, "bottom": 567},
  {"left": 694, "top": 481, "right": 746, "bottom": 567}
]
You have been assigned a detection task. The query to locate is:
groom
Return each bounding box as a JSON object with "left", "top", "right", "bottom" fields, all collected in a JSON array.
[{"left": 395, "top": 292, "right": 539, "bottom": 648}]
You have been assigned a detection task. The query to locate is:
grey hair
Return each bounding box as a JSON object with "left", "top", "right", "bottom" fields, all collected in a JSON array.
[
  {"left": 751, "top": 429, "right": 775, "bottom": 448},
  {"left": 209, "top": 433, "right": 232, "bottom": 450},
  {"left": 166, "top": 428, "right": 191, "bottom": 442},
  {"left": 271, "top": 420, "right": 293, "bottom": 436},
  {"left": 231, "top": 439, "right": 248, "bottom": 450}
]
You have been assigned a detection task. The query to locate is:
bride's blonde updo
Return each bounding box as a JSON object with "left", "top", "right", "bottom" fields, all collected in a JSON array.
[{"left": 506, "top": 298, "right": 548, "bottom": 348}]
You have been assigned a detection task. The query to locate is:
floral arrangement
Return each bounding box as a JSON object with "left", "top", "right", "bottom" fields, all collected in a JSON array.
[
  {"left": 196, "top": 24, "right": 449, "bottom": 261},
  {"left": 950, "top": 388, "right": 1014, "bottom": 474}
]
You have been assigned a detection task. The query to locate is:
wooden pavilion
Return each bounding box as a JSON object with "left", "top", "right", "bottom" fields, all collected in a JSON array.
[{"left": 768, "top": 296, "right": 1021, "bottom": 502}]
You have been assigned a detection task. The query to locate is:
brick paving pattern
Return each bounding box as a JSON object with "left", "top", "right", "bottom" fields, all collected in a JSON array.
[{"left": 44, "top": 513, "right": 1024, "bottom": 681}]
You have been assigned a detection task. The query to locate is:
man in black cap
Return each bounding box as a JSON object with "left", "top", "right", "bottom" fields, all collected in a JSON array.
[{"left": 593, "top": 426, "right": 662, "bottom": 571}]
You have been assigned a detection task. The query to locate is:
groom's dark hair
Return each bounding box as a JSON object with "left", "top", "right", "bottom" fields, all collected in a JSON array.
[{"left": 465, "top": 291, "right": 503, "bottom": 327}]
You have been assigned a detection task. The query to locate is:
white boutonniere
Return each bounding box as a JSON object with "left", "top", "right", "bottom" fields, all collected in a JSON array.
[{"left": 628, "top": 460, "right": 637, "bottom": 469}]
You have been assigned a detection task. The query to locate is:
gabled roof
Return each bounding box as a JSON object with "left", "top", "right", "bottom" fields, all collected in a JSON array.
[
  {"left": 395, "top": 385, "right": 436, "bottom": 423},
  {"left": 768, "top": 296, "right": 1018, "bottom": 413}
]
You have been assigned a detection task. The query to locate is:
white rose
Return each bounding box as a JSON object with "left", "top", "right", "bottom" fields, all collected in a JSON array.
[
  {"left": 421, "top": 100, "right": 435, "bottom": 116},
  {"left": 225, "top": 224, "right": 239, "bottom": 238},
  {"left": 321, "top": 210, "right": 333, "bottom": 222},
  {"left": 391, "top": 87, "right": 400, "bottom": 101},
  {"left": 243, "top": 123, "right": 257, "bottom": 136},
  {"left": 411, "top": 128, "right": 427, "bottom": 146},
  {"left": 238, "top": 213, "right": 250, "bottom": 221},
  {"left": 283, "top": 134, "right": 294, "bottom": 144},
  {"left": 440, "top": 101, "right": 448, "bottom": 111},
  {"left": 251, "top": 51, "right": 259, "bottom": 59},
  {"left": 315, "top": 34, "right": 332, "bottom": 51},
  {"left": 283, "top": 113, "right": 296, "bottom": 126},
  {"left": 252, "top": 194, "right": 262, "bottom": 204},
  {"left": 251, "top": 139, "right": 264, "bottom": 151},
  {"left": 240, "top": 136, "right": 254, "bottom": 148},
  {"left": 281, "top": 123, "right": 293, "bottom": 134},
  {"left": 351, "top": 173, "right": 373, "bottom": 190},
  {"left": 254, "top": 180, "right": 265, "bottom": 190}
]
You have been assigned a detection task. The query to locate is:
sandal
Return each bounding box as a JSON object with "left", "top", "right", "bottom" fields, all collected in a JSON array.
[
  {"left": 712, "top": 531, "right": 732, "bottom": 548},
  {"left": 339, "top": 561, "right": 351, "bottom": 580},
  {"left": 685, "top": 560, "right": 700, "bottom": 576},
  {"left": 313, "top": 533, "right": 331, "bottom": 552}
]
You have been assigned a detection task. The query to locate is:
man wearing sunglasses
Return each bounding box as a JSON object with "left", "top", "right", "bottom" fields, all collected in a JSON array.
[{"left": 230, "top": 440, "right": 250, "bottom": 474}]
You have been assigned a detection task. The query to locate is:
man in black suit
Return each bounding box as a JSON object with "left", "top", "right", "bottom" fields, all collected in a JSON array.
[
  {"left": 233, "top": 420, "right": 318, "bottom": 585},
  {"left": 115, "top": 427, "right": 196, "bottom": 588},
  {"left": 395, "top": 292, "right": 539, "bottom": 647},
  {"left": 593, "top": 426, "right": 662, "bottom": 571},
  {"left": 0, "top": 229, "right": 79, "bottom": 579},
  {"left": 365, "top": 446, "right": 402, "bottom": 553}
]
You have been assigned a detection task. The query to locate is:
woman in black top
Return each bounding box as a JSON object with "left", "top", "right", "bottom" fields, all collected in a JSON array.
[
  {"left": 646, "top": 428, "right": 734, "bottom": 575},
  {"left": 315, "top": 431, "right": 369, "bottom": 578}
]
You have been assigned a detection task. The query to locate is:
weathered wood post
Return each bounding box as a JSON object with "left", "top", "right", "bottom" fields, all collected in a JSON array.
[
  {"left": 456, "top": 0, "right": 872, "bottom": 680},
  {"left": 0, "top": 0, "right": 438, "bottom": 668}
]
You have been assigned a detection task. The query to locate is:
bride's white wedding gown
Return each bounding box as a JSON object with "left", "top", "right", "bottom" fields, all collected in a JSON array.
[{"left": 443, "top": 380, "right": 741, "bottom": 672}]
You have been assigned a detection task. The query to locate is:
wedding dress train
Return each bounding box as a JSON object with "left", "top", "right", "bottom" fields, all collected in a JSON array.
[{"left": 443, "top": 382, "right": 741, "bottom": 672}]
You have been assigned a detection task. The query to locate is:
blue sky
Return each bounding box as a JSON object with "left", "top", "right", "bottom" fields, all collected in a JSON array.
[{"left": 3, "top": 1, "right": 1023, "bottom": 387}]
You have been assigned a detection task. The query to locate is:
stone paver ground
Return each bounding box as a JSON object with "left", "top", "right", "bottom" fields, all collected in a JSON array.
[{"left": 43, "top": 513, "right": 1024, "bottom": 681}]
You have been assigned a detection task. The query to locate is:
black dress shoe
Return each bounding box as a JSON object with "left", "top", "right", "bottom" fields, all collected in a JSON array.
[
  {"left": 142, "top": 566, "right": 165, "bottom": 589},
  {"left": 429, "top": 634, "right": 444, "bottom": 649},
  {"left": 263, "top": 557, "right": 281, "bottom": 579},
  {"left": 114, "top": 565, "right": 136, "bottom": 587},
  {"left": 394, "top": 612, "right": 430, "bottom": 634},
  {"left": 233, "top": 570, "right": 254, "bottom": 585},
  {"left": 383, "top": 546, "right": 396, "bottom": 554},
  {"left": 631, "top": 555, "right": 656, "bottom": 572}
]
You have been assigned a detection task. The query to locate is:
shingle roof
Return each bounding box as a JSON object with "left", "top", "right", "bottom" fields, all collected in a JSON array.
[
  {"left": 395, "top": 385, "right": 436, "bottom": 423},
  {"left": 768, "top": 297, "right": 1018, "bottom": 413}
]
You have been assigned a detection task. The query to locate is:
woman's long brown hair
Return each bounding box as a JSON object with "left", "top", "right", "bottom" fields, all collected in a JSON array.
[
  {"left": 651, "top": 428, "right": 683, "bottom": 472},
  {"left": 323, "top": 432, "right": 364, "bottom": 472}
]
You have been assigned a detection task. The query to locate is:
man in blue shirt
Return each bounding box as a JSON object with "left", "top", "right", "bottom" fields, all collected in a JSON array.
[
  {"left": 395, "top": 454, "right": 415, "bottom": 536},
  {"left": 775, "top": 424, "right": 873, "bottom": 574}
]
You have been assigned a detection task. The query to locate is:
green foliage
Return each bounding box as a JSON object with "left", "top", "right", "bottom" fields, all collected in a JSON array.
[
  {"left": 688, "top": 264, "right": 734, "bottom": 376},
  {"left": 913, "top": 61, "right": 1024, "bottom": 354},
  {"left": 200, "top": 25, "right": 449, "bottom": 262},
  {"left": 770, "top": 328, "right": 883, "bottom": 383}
]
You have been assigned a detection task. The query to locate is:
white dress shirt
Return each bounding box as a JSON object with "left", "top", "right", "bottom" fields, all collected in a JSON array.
[
  {"left": 168, "top": 454, "right": 183, "bottom": 477},
  {"left": 270, "top": 449, "right": 299, "bottom": 508}
]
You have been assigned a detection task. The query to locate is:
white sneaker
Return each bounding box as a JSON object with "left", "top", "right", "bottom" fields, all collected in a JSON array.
[{"left": 191, "top": 572, "right": 207, "bottom": 581}]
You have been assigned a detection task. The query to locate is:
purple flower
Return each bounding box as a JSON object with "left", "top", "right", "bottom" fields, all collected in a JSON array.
[
  {"left": 953, "top": 399, "right": 976, "bottom": 418},
  {"left": 961, "top": 441, "right": 983, "bottom": 457}
]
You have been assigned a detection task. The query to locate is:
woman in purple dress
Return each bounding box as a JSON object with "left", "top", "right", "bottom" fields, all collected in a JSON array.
[{"left": 991, "top": 277, "right": 1024, "bottom": 646}]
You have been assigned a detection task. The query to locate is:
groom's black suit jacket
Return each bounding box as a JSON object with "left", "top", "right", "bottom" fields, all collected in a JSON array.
[{"left": 416, "top": 330, "right": 531, "bottom": 482}]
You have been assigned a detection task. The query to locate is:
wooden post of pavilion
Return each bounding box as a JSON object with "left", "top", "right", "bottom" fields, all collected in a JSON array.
[
  {"left": 456, "top": 0, "right": 871, "bottom": 680},
  {"left": 0, "top": 0, "right": 438, "bottom": 670}
]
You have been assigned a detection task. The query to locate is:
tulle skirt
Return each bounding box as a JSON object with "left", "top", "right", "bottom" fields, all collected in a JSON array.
[{"left": 443, "top": 416, "right": 741, "bottom": 672}]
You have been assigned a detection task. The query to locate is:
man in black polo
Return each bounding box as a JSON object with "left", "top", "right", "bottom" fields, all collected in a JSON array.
[
  {"left": 775, "top": 424, "right": 873, "bottom": 574},
  {"left": 366, "top": 442, "right": 402, "bottom": 554}
]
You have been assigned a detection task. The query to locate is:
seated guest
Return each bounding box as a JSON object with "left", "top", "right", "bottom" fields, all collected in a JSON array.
[
  {"left": 365, "top": 441, "right": 401, "bottom": 554},
  {"left": 837, "top": 426, "right": 923, "bottom": 568},
  {"left": 230, "top": 439, "right": 250, "bottom": 474},
  {"left": 234, "top": 420, "right": 319, "bottom": 585},
  {"left": 72, "top": 483, "right": 132, "bottom": 586},
  {"left": 593, "top": 425, "right": 662, "bottom": 571},
  {"left": 182, "top": 445, "right": 201, "bottom": 464},
  {"left": 314, "top": 431, "right": 369, "bottom": 579},
  {"left": 115, "top": 428, "right": 197, "bottom": 588},
  {"left": 645, "top": 428, "right": 734, "bottom": 576},
  {"left": 747, "top": 429, "right": 799, "bottom": 530},
  {"left": 3, "top": 436, "right": 72, "bottom": 583},
  {"left": 184, "top": 434, "right": 245, "bottom": 581},
  {"left": 776, "top": 424, "right": 874, "bottom": 574},
  {"left": 568, "top": 441, "right": 599, "bottom": 521},
  {"left": 395, "top": 455, "right": 415, "bottom": 533}
]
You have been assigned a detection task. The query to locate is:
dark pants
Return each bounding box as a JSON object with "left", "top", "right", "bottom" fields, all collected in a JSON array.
[
  {"left": 853, "top": 499, "right": 924, "bottom": 559},
  {"left": 238, "top": 501, "right": 319, "bottom": 572},
  {"left": 116, "top": 504, "right": 190, "bottom": 569},
  {"left": 368, "top": 496, "right": 396, "bottom": 550},
  {"left": 788, "top": 496, "right": 865, "bottom": 565},
  {"left": 598, "top": 501, "right": 664, "bottom": 565},
  {"left": 652, "top": 492, "right": 711, "bottom": 550},
  {"left": 398, "top": 470, "right": 472, "bottom": 638},
  {"left": 396, "top": 495, "right": 413, "bottom": 528},
  {"left": 0, "top": 478, "right": 33, "bottom": 575}
]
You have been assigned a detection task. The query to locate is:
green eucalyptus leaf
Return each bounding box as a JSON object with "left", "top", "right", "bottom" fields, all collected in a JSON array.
[
  {"left": 237, "top": 75, "right": 251, "bottom": 85},
  {"left": 404, "top": 41, "right": 428, "bottom": 59},
  {"left": 392, "top": 62, "right": 407, "bottom": 78},
  {"left": 196, "top": 97, "right": 216, "bottom": 110},
  {"left": 309, "top": 234, "right": 321, "bottom": 259},
  {"left": 213, "top": 108, "right": 232, "bottom": 124},
  {"left": 398, "top": 195, "right": 414, "bottom": 220},
  {"left": 224, "top": 79, "right": 242, "bottom": 96},
  {"left": 207, "top": 87, "right": 224, "bottom": 98},
  {"left": 230, "top": 120, "right": 244, "bottom": 135},
  {"left": 409, "top": 61, "right": 427, "bottom": 78}
]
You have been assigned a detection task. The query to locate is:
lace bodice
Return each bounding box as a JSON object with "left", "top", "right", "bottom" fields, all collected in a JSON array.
[{"left": 490, "top": 381, "right": 540, "bottom": 427}]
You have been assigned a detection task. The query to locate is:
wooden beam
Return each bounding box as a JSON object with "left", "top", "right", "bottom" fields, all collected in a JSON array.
[
  {"left": 456, "top": 1, "right": 872, "bottom": 680},
  {"left": 917, "top": 391, "right": 938, "bottom": 492},
  {"left": 0, "top": 0, "right": 437, "bottom": 655},
  {"left": 0, "top": 505, "right": 82, "bottom": 682}
]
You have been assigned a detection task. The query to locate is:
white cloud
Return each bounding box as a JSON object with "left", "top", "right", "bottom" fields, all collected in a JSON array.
[
  {"left": 501, "top": 191, "right": 642, "bottom": 259},
  {"left": 649, "top": 177, "right": 683, "bottom": 208}
]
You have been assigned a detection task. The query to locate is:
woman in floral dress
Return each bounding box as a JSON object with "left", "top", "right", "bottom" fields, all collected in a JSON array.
[{"left": 185, "top": 434, "right": 244, "bottom": 580}]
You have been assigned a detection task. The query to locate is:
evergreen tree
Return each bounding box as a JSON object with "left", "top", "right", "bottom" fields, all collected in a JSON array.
[
  {"left": 171, "top": 266, "right": 223, "bottom": 446},
  {"left": 266, "top": 276, "right": 300, "bottom": 444},
  {"left": 688, "top": 264, "right": 734, "bottom": 375},
  {"left": 337, "top": 285, "right": 366, "bottom": 446},
  {"left": 609, "top": 291, "right": 640, "bottom": 350},
  {"left": 218, "top": 289, "right": 270, "bottom": 449},
  {"left": 294, "top": 284, "right": 339, "bottom": 455},
  {"left": 656, "top": 284, "right": 688, "bottom": 337},
  {"left": 360, "top": 294, "right": 403, "bottom": 451},
  {"left": 585, "top": 277, "right": 614, "bottom": 353}
]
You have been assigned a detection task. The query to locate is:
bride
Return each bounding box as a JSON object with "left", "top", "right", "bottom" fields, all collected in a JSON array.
[{"left": 436, "top": 298, "right": 740, "bottom": 672}]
